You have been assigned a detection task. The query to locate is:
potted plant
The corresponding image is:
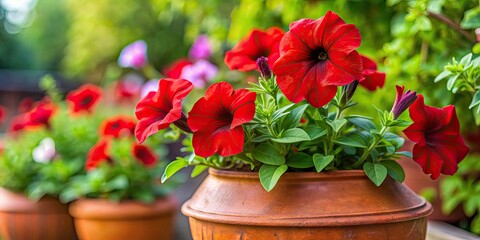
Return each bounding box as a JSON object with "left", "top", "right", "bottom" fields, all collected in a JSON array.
[
  {"left": 0, "top": 77, "right": 105, "bottom": 240},
  {"left": 135, "top": 11, "right": 470, "bottom": 239},
  {"left": 65, "top": 115, "right": 178, "bottom": 240}
]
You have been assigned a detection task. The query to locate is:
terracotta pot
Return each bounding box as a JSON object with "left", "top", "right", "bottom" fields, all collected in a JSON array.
[
  {"left": 182, "top": 169, "right": 432, "bottom": 240},
  {"left": 69, "top": 195, "right": 177, "bottom": 240},
  {"left": 0, "top": 188, "right": 77, "bottom": 240}
]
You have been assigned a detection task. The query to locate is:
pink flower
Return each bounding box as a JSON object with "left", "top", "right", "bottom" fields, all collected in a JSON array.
[
  {"left": 118, "top": 40, "right": 148, "bottom": 68},
  {"left": 189, "top": 35, "right": 212, "bottom": 60},
  {"left": 180, "top": 59, "right": 218, "bottom": 88}
]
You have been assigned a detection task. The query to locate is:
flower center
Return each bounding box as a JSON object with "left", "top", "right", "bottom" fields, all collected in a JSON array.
[{"left": 317, "top": 49, "right": 328, "bottom": 61}]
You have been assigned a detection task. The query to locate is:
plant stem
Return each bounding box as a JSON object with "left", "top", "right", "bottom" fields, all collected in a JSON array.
[
  {"left": 427, "top": 11, "right": 476, "bottom": 43},
  {"left": 353, "top": 125, "right": 388, "bottom": 168}
]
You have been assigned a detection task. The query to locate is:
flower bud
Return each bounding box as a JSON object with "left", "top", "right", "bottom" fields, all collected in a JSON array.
[
  {"left": 256, "top": 56, "right": 272, "bottom": 80},
  {"left": 476, "top": 28, "right": 480, "bottom": 42},
  {"left": 174, "top": 112, "right": 192, "bottom": 133},
  {"left": 342, "top": 80, "right": 359, "bottom": 103},
  {"left": 391, "top": 85, "right": 417, "bottom": 119}
]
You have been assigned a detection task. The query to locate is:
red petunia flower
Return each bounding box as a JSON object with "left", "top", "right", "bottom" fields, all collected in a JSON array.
[
  {"left": 9, "top": 114, "right": 28, "bottom": 132},
  {"left": 133, "top": 144, "right": 157, "bottom": 167},
  {"left": 135, "top": 78, "right": 194, "bottom": 143},
  {"left": 224, "top": 27, "right": 284, "bottom": 71},
  {"left": 86, "top": 139, "right": 111, "bottom": 171},
  {"left": 100, "top": 116, "right": 136, "bottom": 138},
  {"left": 358, "top": 55, "right": 386, "bottom": 91},
  {"left": 163, "top": 58, "right": 193, "bottom": 79},
  {"left": 273, "top": 11, "right": 362, "bottom": 108},
  {"left": 19, "top": 98, "right": 35, "bottom": 113},
  {"left": 403, "top": 95, "right": 469, "bottom": 180},
  {"left": 66, "top": 84, "right": 102, "bottom": 113},
  {"left": 0, "top": 105, "right": 6, "bottom": 126},
  {"left": 187, "top": 82, "right": 256, "bottom": 157}
]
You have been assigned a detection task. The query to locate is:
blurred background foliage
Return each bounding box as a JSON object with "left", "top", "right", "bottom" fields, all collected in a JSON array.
[{"left": 0, "top": 0, "right": 479, "bottom": 114}]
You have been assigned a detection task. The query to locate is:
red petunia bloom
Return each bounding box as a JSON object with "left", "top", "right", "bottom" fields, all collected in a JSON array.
[
  {"left": 135, "top": 78, "right": 194, "bottom": 143},
  {"left": 403, "top": 95, "right": 469, "bottom": 180},
  {"left": 358, "top": 55, "right": 386, "bottom": 91},
  {"left": 9, "top": 114, "right": 28, "bottom": 132},
  {"left": 86, "top": 139, "right": 111, "bottom": 171},
  {"left": 187, "top": 82, "right": 256, "bottom": 157},
  {"left": 0, "top": 105, "right": 6, "bottom": 126},
  {"left": 224, "top": 27, "right": 284, "bottom": 71},
  {"left": 19, "top": 98, "right": 35, "bottom": 113},
  {"left": 66, "top": 84, "right": 102, "bottom": 113},
  {"left": 273, "top": 11, "right": 362, "bottom": 108},
  {"left": 133, "top": 144, "right": 157, "bottom": 167},
  {"left": 100, "top": 116, "right": 136, "bottom": 138},
  {"left": 163, "top": 58, "right": 193, "bottom": 79}
]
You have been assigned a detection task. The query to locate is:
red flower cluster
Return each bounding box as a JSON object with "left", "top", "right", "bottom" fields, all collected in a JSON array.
[
  {"left": 273, "top": 11, "right": 362, "bottom": 108},
  {"left": 133, "top": 144, "right": 156, "bottom": 167},
  {"left": 188, "top": 82, "right": 256, "bottom": 157},
  {"left": 100, "top": 116, "right": 136, "bottom": 138},
  {"left": 359, "top": 55, "right": 386, "bottom": 91},
  {"left": 225, "top": 27, "right": 284, "bottom": 71},
  {"left": 135, "top": 78, "right": 194, "bottom": 143},
  {"left": 0, "top": 105, "right": 6, "bottom": 126},
  {"left": 66, "top": 84, "right": 102, "bottom": 113},
  {"left": 10, "top": 100, "right": 56, "bottom": 131},
  {"left": 404, "top": 95, "right": 469, "bottom": 179},
  {"left": 135, "top": 79, "right": 256, "bottom": 158},
  {"left": 86, "top": 139, "right": 111, "bottom": 171}
]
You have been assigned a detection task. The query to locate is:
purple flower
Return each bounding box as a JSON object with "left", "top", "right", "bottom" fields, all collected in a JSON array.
[
  {"left": 256, "top": 56, "right": 272, "bottom": 80},
  {"left": 140, "top": 79, "right": 159, "bottom": 98},
  {"left": 189, "top": 35, "right": 212, "bottom": 60},
  {"left": 391, "top": 85, "right": 417, "bottom": 119},
  {"left": 118, "top": 40, "right": 147, "bottom": 68},
  {"left": 180, "top": 59, "right": 218, "bottom": 88}
]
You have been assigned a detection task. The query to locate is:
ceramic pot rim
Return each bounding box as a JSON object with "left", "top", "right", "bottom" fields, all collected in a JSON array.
[
  {"left": 209, "top": 168, "right": 367, "bottom": 179},
  {"left": 69, "top": 195, "right": 177, "bottom": 220}
]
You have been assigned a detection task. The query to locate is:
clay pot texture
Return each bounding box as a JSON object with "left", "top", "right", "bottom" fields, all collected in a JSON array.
[
  {"left": 0, "top": 188, "right": 77, "bottom": 240},
  {"left": 182, "top": 169, "right": 432, "bottom": 240},
  {"left": 69, "top": 195, "right": 177, "bottom": 240}
]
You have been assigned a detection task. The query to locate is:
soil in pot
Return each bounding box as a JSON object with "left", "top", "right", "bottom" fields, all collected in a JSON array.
[
  {"left": 69, "top": 195, "right": 177, "bottom": 240},
  {"left": 182, "top": 169, "right": 432, "bottom": 240},
  {"left": 0, "top": 188, "right": 77, "bottom": 240}
]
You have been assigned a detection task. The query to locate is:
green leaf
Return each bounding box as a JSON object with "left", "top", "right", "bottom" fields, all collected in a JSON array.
[
  {"left": 271, "top": 128, "right": 310, "bottom": 143},
  {"left": 363, "top": 162, "right": 388, "bottom": 186},
  {"left": 286, "top": 153, "right": 314, "bottom": 168},
  {"left": 259, "top": 164, "right": 288, "bottom": 192},
  {"left": 327, "top": 119, "right": 347, "bottom": 132},
  {"left": 161, "top": 159, "right": 188, "bottom": 183},
  {"left": 415, "top": 16, "right": 432, "bottom": 31},
  {"left": 395, "top": 151, "right": 412, "bottom": 158},
  {"left": 271, "top": 103, "right": 294, "bottom": 122},
  {"left": 389, "top": 119, "right": 412, "bottom": 127},
  {"left": 472, "top": 215, "right": 480, "bottom": 234},
  {"left": 384, "top": 132, "right": 404, "bottom": 148},
  {"left": 446, "top": 74, "right": 460, "bottom": 91},
  {"left": 191, "top": 165, "right": 208, "bottom": 178},
  {"left": 434, "top": 70, "right": 452, "bottom": 82},
  {"left": 251, "top": 134, "right": 273, "bottom": 143},
  {"left": 106, "top": 175, "right": 129, "bottom": 190},
  {"left": 469, "top": 91, "right": 480, "bottom": 109},
  {"left": 334, "top": 134, "right": 367, "bottom": 148},
  {"left": 459, "top": 53, "right": 473, "bottom": 66},
  {"left": 313, "top": 154, "right": 334, "bottom": 172},
  {"left": 253, "top": 143, "right": 285, "bottom": 165},
  {"left": 303, "top": 125, "right": 327, "bottom": 140},
  {"left": 348, "top": 117, "right": 377, "bottom": 130},
  {"left": 460, "top": 8, "right": 480, "bottom": 29},
  {"left": 379, "top": 160, "right": 405, "bottom": 182},
  {"left": 281, "top": 104, "right": 308, "bottom": 129}
]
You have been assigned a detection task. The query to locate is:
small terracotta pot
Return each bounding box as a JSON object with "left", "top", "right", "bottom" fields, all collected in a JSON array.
[
  {"left": 0, "top": 188, "right": 77, "bottom": 240},
  {"left": 182, "top": 169, "right": 432, "bottom": 240},
  {"left": 69, "top": 195, "right": 177, "bottom": 240}
]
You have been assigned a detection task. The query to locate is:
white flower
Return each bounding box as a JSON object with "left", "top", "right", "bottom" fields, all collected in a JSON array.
[{"left": 32, "top": 137, "right": 56, "bottom": 163}]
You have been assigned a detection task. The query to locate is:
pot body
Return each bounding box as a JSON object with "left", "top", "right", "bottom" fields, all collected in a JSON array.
[
  {"left": 0, "top": 188, "right": 77, "bottom": 240},
  {"left": 182, "top": 169, "right": 432, "bottom": 240},
  {"left": 69, "top": 195, "right": 177, "bottom": 240}
]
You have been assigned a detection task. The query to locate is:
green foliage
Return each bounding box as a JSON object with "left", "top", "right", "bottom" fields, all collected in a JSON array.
[{"left": 440, "top": 155, "right": 480, "bottom": 234}]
